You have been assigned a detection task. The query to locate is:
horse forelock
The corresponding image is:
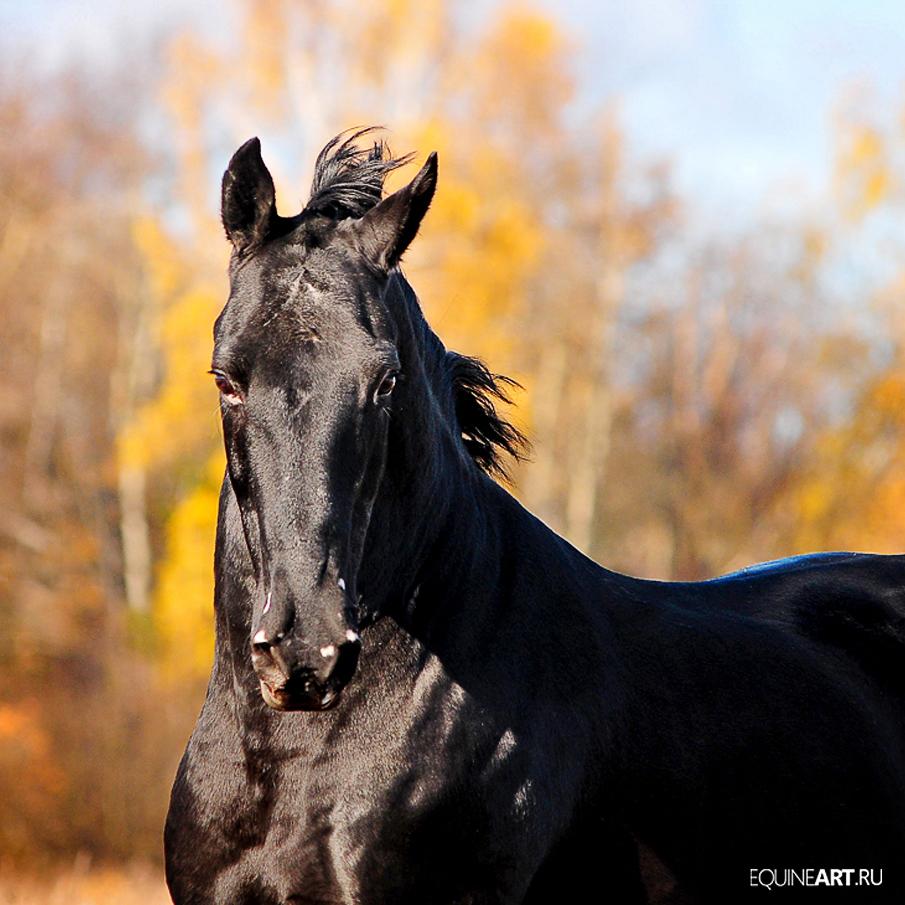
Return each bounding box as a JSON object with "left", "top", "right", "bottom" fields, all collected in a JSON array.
[{"left": 304, "top": 127, "right": 414, "bottom": 221}]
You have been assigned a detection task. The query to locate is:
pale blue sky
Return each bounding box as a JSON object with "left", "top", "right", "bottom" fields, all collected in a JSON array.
[
  {"left": 4, "top": 0, "right": 904, "bottom": 210},
  {"left": 554, "top": 0, "right": 905, "bottom": 206}
]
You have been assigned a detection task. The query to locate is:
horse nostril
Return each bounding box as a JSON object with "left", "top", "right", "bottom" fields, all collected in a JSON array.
[
  {"left": 329, "top": 637, "right": 361, "bottom": 686},
  {"left": 252, "top": 628, "right": 272, "bottom": 654}
]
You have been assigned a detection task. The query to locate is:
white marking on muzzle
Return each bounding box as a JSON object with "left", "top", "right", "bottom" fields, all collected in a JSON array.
[
  {"left": 262, "top": 590, "right": 272, "bottom": 615},
  {"left": 253, "top": 629, "right": 267, "bottom": 645},
  {"left": 319, "top": 644, "right": 337, "bottom": 659},
  {"left": 345, "top": 629, "right": 360, "bottom": 643}
]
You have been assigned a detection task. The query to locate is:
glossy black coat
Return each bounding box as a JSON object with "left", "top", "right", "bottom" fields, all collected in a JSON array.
[{"left": 165, "top": 133, "right": 905, "bottom": 904}]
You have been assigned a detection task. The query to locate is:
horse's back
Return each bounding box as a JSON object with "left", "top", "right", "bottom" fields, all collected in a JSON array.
[
  {"left": 704, "top": 551, "right": 905, "bottom": 699},
  {"left": 610, "top": 552, "right": 905, "bottom": 902},
  {"left": 630, "top": 551, "right": 905, "bottom": 656}
]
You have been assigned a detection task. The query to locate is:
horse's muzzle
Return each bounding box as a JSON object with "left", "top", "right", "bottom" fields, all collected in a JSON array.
[{"left": 251, "top": 632, "right": 361, "bottom": 711}]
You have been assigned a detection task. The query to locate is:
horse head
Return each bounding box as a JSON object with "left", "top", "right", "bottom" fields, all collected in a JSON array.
[{"left": 213, "top": 131, "right": 437, "bottom": 711}]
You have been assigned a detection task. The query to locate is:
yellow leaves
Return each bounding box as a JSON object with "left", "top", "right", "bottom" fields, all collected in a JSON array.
[
  {"left": 161, "top": 34, "right": 224, "bottom": 234},
  {"left": 488, "top": 197, "right": 543, "bottom": 261},
  {"left": 825, "top": 101, "right": 905, "bottom": 548},
  {"left": 406, "top": 119, "right": 547, "bottom": 365},
  {"left": 864, "top": 169, "right": 890, "bottom": 210},
  {"left": 484, "top": 8, "right": 565, "bottom": 70},
  {"left": 153, "top": 453, "right": 222, "bottom": 682},
  {"left": 120, "top": 213, "right": 223, "bottom": 674},
  {"left": 796, "top": 479, "right": 833, "bottom": 527},
  {"left": 417, "top": 172, "right": 543, "bottom": 360},
  {"left": 244, "top": 0, "right": 289, "bottom": 111},
  {"left": 121, "top": 216, "right": 220, "bottom": 471},
  {"left": 131, "top": 217, "right": 182, "bottom": 299},
  {"left": 834, "top": 121, "right": 893, "bottom": 220},
  {"left": 791, "top": 362, "right": 905, "bottom": 553},
  {"left": 346, "top": 0, "right": 437, "bottom": 91},
  {"left": 118, "top": 285, "right": 221, "bottom": 473},
  {"left": 867, "top": 372, "right": 905, "bottom": 418},
  {"left": 436, "top": 180, "right": 480, "bottom": 233},
  {"left": 851, "top": 125, "right": 883, "bottom": 163},
  {"left": 473, "top": 7, "right": 573, "bottom": 134},
  {"left": 792, "top": 226, "right": 827, "bottom": 282}
]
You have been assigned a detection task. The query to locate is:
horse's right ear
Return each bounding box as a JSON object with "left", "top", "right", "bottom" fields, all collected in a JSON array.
[
  {"left": 221, "top": 137, "right": 277, "bottom": 254},
  {"left": 351, "top": 152, "right": 438, "bottom": 271}
]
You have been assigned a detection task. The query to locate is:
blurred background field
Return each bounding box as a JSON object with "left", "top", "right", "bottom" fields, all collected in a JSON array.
[
  {"left": 0, "top": 860, "right": 169, "bottom": 904},
  {"left": 4, "top": 0, "right": 905, "bottom": 898}
]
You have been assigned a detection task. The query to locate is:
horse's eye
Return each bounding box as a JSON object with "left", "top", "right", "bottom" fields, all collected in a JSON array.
[
  {"left": 374, "top": 372, "right": 398, "bottom": 401},
  {"left": 212, "top": 371, "right": 242, "bottom": 404}
]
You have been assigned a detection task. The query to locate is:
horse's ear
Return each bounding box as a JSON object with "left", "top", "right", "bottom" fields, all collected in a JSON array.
[
  {"left": 221, "top": 137, "right": 277, "bottom": 254},
  {"left": 353, "top": 152, "right": 437, "bottom": 270}
]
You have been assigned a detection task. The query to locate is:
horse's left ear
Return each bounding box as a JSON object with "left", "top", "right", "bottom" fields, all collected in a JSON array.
[
  {"left": 221, "top": 137, "right": 277, "bottom": 254},
  {"left": 353, "top": 152, "right": 438, "bottom": 270}
]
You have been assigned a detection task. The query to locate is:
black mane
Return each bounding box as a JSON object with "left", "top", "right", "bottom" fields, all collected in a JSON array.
[
  {"left": 304, "top": 127, "right": 412, "bottom": 220},
  {"left": 445, "top": 351, "right": 528, "bottom": 479}
]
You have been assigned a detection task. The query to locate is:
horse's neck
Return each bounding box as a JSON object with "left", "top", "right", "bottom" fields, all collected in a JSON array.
[
  {"left": 356, "top": 276, "right": 486, "bottom": 612},
  {"left": 359, "top": 398, "right": 492, "bottom": 623}
]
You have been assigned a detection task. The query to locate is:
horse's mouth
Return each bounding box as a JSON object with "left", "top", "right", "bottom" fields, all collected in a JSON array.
[{"left": 259, "top": 678, "right": 343, "bottom": 712}]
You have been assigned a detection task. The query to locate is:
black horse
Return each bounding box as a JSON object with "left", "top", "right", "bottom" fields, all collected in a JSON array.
[{"left": 165, "top": 130, "right": 905, "bottom": 904}]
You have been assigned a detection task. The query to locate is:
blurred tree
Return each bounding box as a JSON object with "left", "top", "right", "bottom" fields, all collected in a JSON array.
[
  {"left": 788, "top": 92, "right": 905, "bottom": 556},
  {"left": 519, "top": 110, "right": 680, "bottom": 552},
  {"left": 0, "top": 67, "right": 191, "bottom": 864},
  {"left": 603, "top": 227, "right": 852, "bottom": 578}
]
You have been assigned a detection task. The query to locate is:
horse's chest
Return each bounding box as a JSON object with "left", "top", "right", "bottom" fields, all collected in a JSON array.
[
  {"left": 260, "top": 755, "right": 525, "bottom": 901},
  {"left": 224, "top": 706, "right": 542, "bottom": 904}
]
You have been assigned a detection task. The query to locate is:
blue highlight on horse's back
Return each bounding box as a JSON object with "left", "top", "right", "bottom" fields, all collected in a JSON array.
[{"left": 707, "top": 551, "right": 861, "bottom": 584}]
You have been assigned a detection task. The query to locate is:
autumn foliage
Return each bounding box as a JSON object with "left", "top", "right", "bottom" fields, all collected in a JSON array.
[{"left": 2, "top": 0, "right": 905, "bottom": 894}]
